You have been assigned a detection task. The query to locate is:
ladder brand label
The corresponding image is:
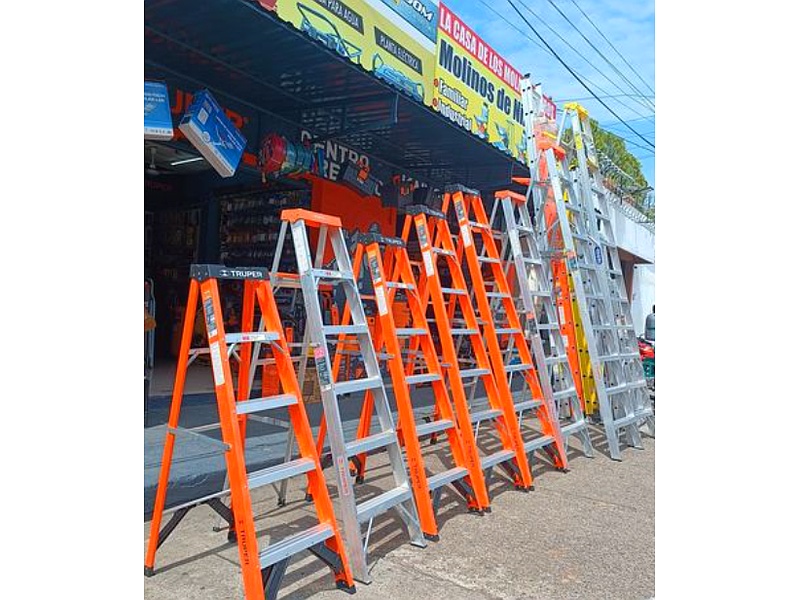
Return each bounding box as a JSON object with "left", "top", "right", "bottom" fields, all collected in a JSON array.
[
  {"left": 460, "top": 223, "right": 472, "bottom": 247},
  {"left": 375, "top": 284, "right": 389, "bottom": 316},
  {"left": 203, "top": 296, "right": 218, "bottom": 338},
  {"left": 313, "top": 345, "right": 332, "bottom": 390},
  {"left": 336, "top": 456, "right": 352, "bottom": 496},
  {"left": 209, "top": 341, "right": 226, "bottom": 385},
  {"left": 422, "top": 250, "right": 434, "bottom": 276}
]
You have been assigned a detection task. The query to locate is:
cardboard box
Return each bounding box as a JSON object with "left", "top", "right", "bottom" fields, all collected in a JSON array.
[{"left": 179, "top": 90, "right": 246, "bottom": 178}]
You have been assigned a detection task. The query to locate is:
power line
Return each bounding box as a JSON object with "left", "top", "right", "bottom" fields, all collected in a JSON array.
[
  {"left": 569, "top": 0, "right": 656, "bottom": 97},
  {"left": 505, "top": 0, "right": 654, "bottom": 149},
  {"left": 544, "top": 0, "right": 655, "bottom": 111},
  {"left": 513, "top": 1, "right": 655, "bottom": 117}
]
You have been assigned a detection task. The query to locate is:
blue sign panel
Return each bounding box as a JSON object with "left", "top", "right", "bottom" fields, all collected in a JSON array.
[
  {"left": 178, "top": 90, "right": 247, "bottom": 178},
  {"left": 144, "top": 81, "right": 173, "bottom": 140},
  {"left": 378, "top": 0, "right": 439, "bottom": 43}
]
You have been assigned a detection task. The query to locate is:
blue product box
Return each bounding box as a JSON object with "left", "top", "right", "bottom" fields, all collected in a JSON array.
[
  {"left": 144, "top": 81, "right": 174, "bottom": 141},
  {"left": 178, "top": 90, "right": 246, "bottom": 178}
]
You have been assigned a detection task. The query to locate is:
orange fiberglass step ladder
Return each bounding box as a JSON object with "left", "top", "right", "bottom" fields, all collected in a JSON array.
[
  {"left": 271, "top": 209, "right": 425, "bottom": 584},
  {"left": 489, "top": 187, "right": 593, "bottom": 457},
  {"left": 144, "top": 265, "right": 354, "bottom": 600},
  {"left": 442, "top": 186, "right": 570, "bottom": 475},
  {"left": 330, "top": 231, "right": 490, "bottom": 537},
  {"left": 401, "top": 204, "right": 534, "bottom": 493}
]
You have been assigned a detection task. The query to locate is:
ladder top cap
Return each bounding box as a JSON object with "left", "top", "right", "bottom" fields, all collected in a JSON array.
[
  {"left": 444, "top": 183, "right": 480, "bottom": 196},
  {"left": 537, "top": 139, "right": 566, "bottom": 159},
  {"left": 190, "top": 264, "right": 269, "bottom": 282},
  {"left": 564, "top": 102, "right": 589, "bottom": 117},
  {"left": 494, "top": 190, "right": 527, "bottom": 203},
  {"left": 405, "top": 204, "right": 445, "bottom": 219},
  {"left": 358, "top": 232, "right": 406, "bottom": 248},
  {"left": 280, "top": 208, "right": 342, "bottom": 228}
]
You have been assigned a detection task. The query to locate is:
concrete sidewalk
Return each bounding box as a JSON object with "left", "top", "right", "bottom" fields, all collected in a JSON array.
[{"left": 144, "top": 426, "right": 654, "bottom": 600}]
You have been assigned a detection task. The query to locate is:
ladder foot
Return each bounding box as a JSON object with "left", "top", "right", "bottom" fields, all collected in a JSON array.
[
  {"left": 336, "top": 580, "right": 358, "bottom": 595},
  {"left": 423, "top": 533, "right": 440, "bottom": 542},
  {"left": 276, "top": 498, "right": 287, "bottom": 507},
  {"left": 355, "top": 475, "right": 365, "bottom": 485},
  {"left": 144, "top": 566, "right": 155, "bottom": 578},
  {"left": 305, "top": 493, "right": 314, "bottom": 503},
  {"left": 227, "top": 530, "right": 238, "bottom": 544}
]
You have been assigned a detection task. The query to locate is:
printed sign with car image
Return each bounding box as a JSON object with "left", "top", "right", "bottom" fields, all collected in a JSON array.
[
  {"left": 432, "top": 3, "right": 527, "bottom": 164},
  {"left": 275, "top": 0, "right": 436, "bottom": 106}
]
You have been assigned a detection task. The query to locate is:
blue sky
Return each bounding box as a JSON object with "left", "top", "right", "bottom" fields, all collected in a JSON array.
[{"left": 443, "top": 0, "right": 655, "bottom": 186}]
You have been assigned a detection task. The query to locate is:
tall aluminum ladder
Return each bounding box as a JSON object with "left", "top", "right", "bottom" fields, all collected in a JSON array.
[
  {"left": 491, "top": 188, "right": 593, "bottom": 457},
  {"left": 144, "top": 265, "right": 355, "bottom": 600},
  {"left": 442, "top": 187, "right": 570, "bottom": 475},
  {"left": 402, "top": 204, "right": 534, "bottom": 492},
  {"left": 273, "top": 209, "right": 425, "bottom": 583},
  {"left": 563, "top": 101, "right": 655, "bottom": 444}
]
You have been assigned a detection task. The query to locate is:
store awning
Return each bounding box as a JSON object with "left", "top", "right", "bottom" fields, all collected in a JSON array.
[{"left": 144, "top": 0, "right": 527, "bottom": 190}]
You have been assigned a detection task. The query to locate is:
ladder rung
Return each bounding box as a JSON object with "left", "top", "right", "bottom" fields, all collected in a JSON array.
[
  {"left": 259, "top": 523, "right": 334, "bottom": 569},
  {"left": 432, "top": 247, "right": 456, "bottom": 258},
  {"left": 345, "top": 430, "right": 395, "bottom": 457},
  {"left": 606, "top": 380, "right": 647, "bottom": 395},
  {"left": 236, "top": 394, "right": 297, "bottom": 415},
  {"left": 334, "top": 375, "right": 383, "bottom": 395},
  {"left": 386, "top": 281, "right": 414, "bottom": 290},
  {"left": 614, "top": 412, "right": 650, "bottom": 430},
  {"left": 495, "top": 328, "right": 521, "bottom": 335},
  {"left": 310, "top": 268, "right": 351, "bottom": 281},
  {"left": 248, "top": 458, "right": 316, "bottom": 490},
  {"left": 406, "top": 372, "right": 441, "bottom": 385},
  {"left": 523, "top": 257, "right": 542, "bottom": 265},
  {"left": 415, "top": 418, "right": 454, "bottom": 438},
  {"left": 516, "top": 225, "right": 535, "bottom": 235},
  {"left": 477, "top": 256, "right": 501, "bottom": 264},
  {"left": 486, "top": 291, "right": 510, "bottom": 299},
  {"left": 514, "top": 399, "right": 542, "bottom": 412},
  {"left": 504, "top": 362, "right": 531, "bottom": 373},
  {"left": 544, "top": 355, "right": 569, "bottom": 365},
  {"left": 470, "top": 407, "right": 502, "bottom": 423},
  {"left": 469, "top": 221, "right": 490, "bottom": 230},
  {"left": 451, "top": 328, "right": 479, "bottom": 336},
  {"left": 553, "top": 389, "right": 575, "bottom": 401},
  {"left": 441, "top": 286, "right": 467, "bottom": 296},
  {"left": 460, "top": 367, "right": 491, "bottom": 379},
  {"left": 323, "top": 324, "right": 368, "bottom": 336},
  {"left": 337, "top": 349, "right": 394, "bottom": 360},
  {"left": 396, "top": 327, "right": 427, "bottom": 337},
  {"left": 426, "top": 466, "right": 468, "bottom": 491},
  {"left": 225, "top": 332, "right": 279, "bottom": 344},
  {"left": 524, "top": 435, "right": 554, "bottom": 453},
  {"left": 480, "top": 449, "right": 516, "bottom": 470},
  {"left": 538, "top": 323, "right": 561, "bottom": 329},
  {"left": 560, "top": 419, "right": 587, "bottom": 436},
  {"left": 600, "top": 352, "right": 639, "bottom": 361},
  {"left": 356, "top": 484, "right": 412, "bottom": 523}
]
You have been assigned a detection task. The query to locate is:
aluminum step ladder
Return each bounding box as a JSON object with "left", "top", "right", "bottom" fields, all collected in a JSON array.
[
  {"left": 273, "top": 209, "right": 426, "bottom": 583},
  {"left": 490, "top": 188, "right": 593, "bottom": 457},
  {"left": 442, "top": 187, "right": 570, "bottom": 474},
  {"left": 342, "top": 232, "right": 490, "bottom": 536},
  {"left": 144, "top": 265, "right": 354, "bottom": 600},
  {"left": 401, "top": 204, "right": 534, "bottom": 492}
]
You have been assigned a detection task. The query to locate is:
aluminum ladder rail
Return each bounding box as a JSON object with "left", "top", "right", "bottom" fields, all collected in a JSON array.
[
  {"left": 401, "top": 204, "right": 534, "bottom": 492},
  {"left": 490, "top": 189, "right": 593, "bottom": 457},
  {"left": 144, "top": 265, "right": 355, "bottom": 600},
  {"left": 565, "top": 102, "right": 655, "bottom": 439},
  {"left": 442, "top": 187, "right": 570, "bottom": 474},
  {"left": 273, "top": 209, "right": 426, "bottom": 583}
]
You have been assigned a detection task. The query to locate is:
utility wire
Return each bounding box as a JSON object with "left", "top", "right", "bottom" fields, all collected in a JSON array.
[
  {"left": 514, "top": 1, "right": 655, "bottom": 117},
  {"left": 505, "top": 0, "right": 655, "bottom": 149},
  {"left": 569, "top": 0, "right": 656, "bottom": 97},
  {"left": 545, "top": 0, "right": 655, "bottom": 110}
]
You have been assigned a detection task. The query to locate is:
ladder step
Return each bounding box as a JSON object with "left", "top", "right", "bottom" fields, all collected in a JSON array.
[
  {"left": 524, "top": 435, "right": 555, "bottom": 453},
  {"left": 606, "top": 380, "right": 648, "bottom": 395},
  {"left": 310, "top": 268, "right": 352, "bottom": 281},
  {"left": 334, "top": 375, "right": 383, "bottom": 395},
  {"left": 236, "top": 394, "right": 297, "bottom": 415},
  {"left": 553, "top": 389, "right": 575, "bottom": 401},
  {"left": 516, "top": 225, "right": 535, "bottom": 235},
  {"left": 451, "top": 328, "right": 479, "bottom": 335},
  {"left": 544, "top": 355, "right": 570, "bottom": 365},
  {"left": 248, "top": 458, "right": 316, "bottom": 490},
  {"left": 225, "top": 332, "right": 279, "bottom": 344},
  {"left": 514, "top": 399, "right": 542, "bottom": 412},
  {"left": 323, "top": 324, "right": 369, "bottom": 336},
  {"left": 614, "top": 413, "right": 647, "bottom": 430},
  {"left": 469, "top": 221, "right": 490, "bottom": 230},
  {"left": 426, "top": 466, "right": 468, "bottom": 491},
  {"left": 259, "top": 523, "right": 334, "bottom": 569},
  {"left": 386, "top": 281, "right": 414, "bottom": 290},
  {"left": 356, "top": 484, "right": 412, "bottom": 523},
  {"left": 460, "top": 367, "right": 491, "bottom": 379},
  {"left": 441, "top": 286, "right": 467, "bottom": 296},
  {"left": 477, "top": 256, "right": 501, "bottom": 264},
  {"left": 538, "top": 323, "right": 561, "bottom": 329},
  {"left": 415, "top": 418, "right": 454, "bottom": 438},
  {"left": 495, "top": 328, "right": 521, "bottom": 335},
  {"left": 523, "top": 257, "right": 542, "bottom": 265},
  {"left": 561, "top": 419, "right": 587, "bottom": 436},
  {"left": 486, "top": 291, "right": 510, "bottom": 299},
  {"left": 470, "top": 407, "right": 503, "bottom": 424},
  {"left": 600, "top": 352, "right": 640, "bottom": 361},
  {"left": 504, "top": 362, "right": 531, "bottom": 373},
  {"left": 432, "top": 247, "right": 456, "bottom": 258},
  {"left": 406, "top": 372, "right": 441, "bottom": 385},
  {"left": 345, "top": 430, "right": 396, "bottom": 457},
  {"left": 480, "top": 449, "right": 516, "bottom": 470},
  {"left": 396, "top": 327, "right": 427, "bottom": 337}
]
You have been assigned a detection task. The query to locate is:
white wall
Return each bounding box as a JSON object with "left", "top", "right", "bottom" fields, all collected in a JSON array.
[
  {"left": 631, "top": 264, "right": 656, "bottom": 337},
  {"left": 610, "top": 202, "right": 655, "bottom": 263}
]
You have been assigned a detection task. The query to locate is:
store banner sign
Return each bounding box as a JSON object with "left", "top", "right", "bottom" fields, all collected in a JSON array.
[
  {"left": 432, "top": 3, "right": 527, "bottom": 164},
  {"left": 179, "top": 90, "right": 247, "bottom": 178},
  {"left": 274, "top": 0, "right": 436, "bottom": 106},
  {"left": 144, "top": 81, "right": 174, "bottom": 141}
]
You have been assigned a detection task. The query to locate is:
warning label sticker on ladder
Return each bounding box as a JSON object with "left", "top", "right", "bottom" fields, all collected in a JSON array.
[
  {"left": 209, "top": 341, "right": 225, "bottom": 386},
  {"left": 314, "top": 345, "right": 332, "bottom": 391},
  {"left": 375, "top": 284, "right": 389, "bottom": 316},
  {"left": 460, "top": 223, "right": 472, "bottom": 248},
  {"left": 422, "top": 250, "right": 434, "bottom": 276}
]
